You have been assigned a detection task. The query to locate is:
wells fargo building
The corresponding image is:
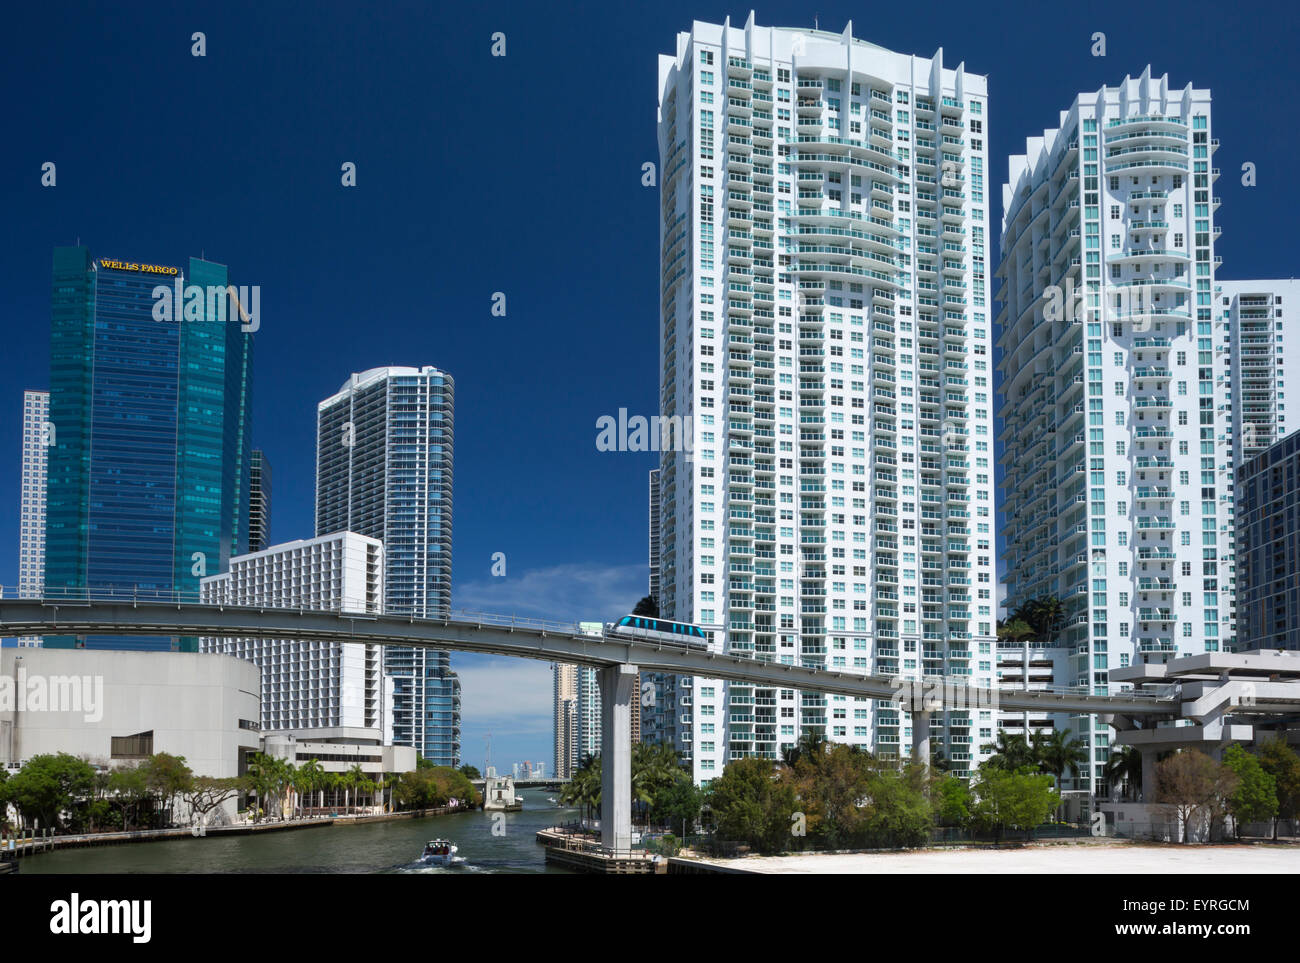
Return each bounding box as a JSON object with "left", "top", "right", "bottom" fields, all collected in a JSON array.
[{"left": 43, "top": 245, "right": 254, "bottom": 650}]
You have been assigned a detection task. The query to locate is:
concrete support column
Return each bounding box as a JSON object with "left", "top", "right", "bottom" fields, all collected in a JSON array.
[
  {"left": 1140, "top": 748, "right": 1158, "bottom": 803},
  {"left": 600, "top": 664, "right": 637, "bottom": 854},
  {"left": 913, "top": 710, "right": 932, "bottom": 772}
]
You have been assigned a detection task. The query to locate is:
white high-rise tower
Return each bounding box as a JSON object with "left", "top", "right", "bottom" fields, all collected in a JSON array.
[
  {"left": 997, "top": 69, "right": 1227, "bottom": 799},
  {"left": 655, "top": 15, "right": 995, "bottom": 781},
  {"left": 17, "top": 390, "right": 49, "bottom": 647},
  {"left": 316, "top": 366, "right": 460, "bottom": 766}
]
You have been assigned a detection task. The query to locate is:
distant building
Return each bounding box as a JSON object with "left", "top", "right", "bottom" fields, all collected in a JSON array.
[
  {"left": 1219, "top": 280, "right": 1300, "bottom": 466},
  {"left": 576, "top": 666, "right": 601, "bottom": 762},
  {"left": 16, "top": 390, "right": 48, "bottom": 647},
  {"left": 553, "top": 663, "right": 578, "bottom": 779},
  {"left": 199, "top": 532, "right": 389, "bottom": 734},
  {"left": 261, "top": 727, "right": 415, "bottom": 778},
  {"left": 248, "top": 449, "right": 272, "bottom": 553},
  {"left": 1235, "top": 432, "right": 1300, "bottom": 651},
  {"left": 574, "top": 625, "right": 603, "bottom": 763},
  {"left": 483, "top": 774, "right": 521, "bottom": 811}
]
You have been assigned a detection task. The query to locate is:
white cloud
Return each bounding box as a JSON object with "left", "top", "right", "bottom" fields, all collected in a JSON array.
[{"left": 452, "top": 656, "right": 554, "bottom": 729}]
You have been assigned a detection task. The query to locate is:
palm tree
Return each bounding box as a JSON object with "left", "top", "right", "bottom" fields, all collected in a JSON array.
[
  {"left": 324, "top": 772, "right": 342, "bottom": 811},
  {"left": 996, "top": 617, "right": 1035, "bottom": 646},
  {"left": 295, "top": 759, "right": 323, "bottom": 818},
  {"left": 632, "top": 596, "right": 658, "bottom": 617},
  {"left": 1104, "top": 746, "right": 1143, "bottom": 801},
  {"left": 1014, "top": 595, "right": 1067, "bottom": 647},
  {"left": 1033, "top": 729, "right": 1089, "bottom": 815},
  {"left": 346, "top": 764, "right": 366, "bottom": 813},
  {"left": 560, "top": 754, "right": 602, "bottom": 829},
  {"left": 981, "top": 731, "right": 1035, "bottom": 771}
]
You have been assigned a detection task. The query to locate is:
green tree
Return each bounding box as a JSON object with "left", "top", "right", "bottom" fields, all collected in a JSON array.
[
  {"left": 4, "top": 753, "right": 96, "bottom": 831},
  {"left": 860, "top": 764, "right": 933, "bottom": 847},
  {"left": 651, "top": 777, "right": 703, "bottom": 836},
  {"left": 631, "top": 596, "right": 658, "bottom": 617},
  {"left": 458, "top": 764, "right": 481, "bottom": 780},
  {"left": 934, "top": 775, "right": 972, "bottom": 827},
  {"left": 109, "top": 764, "right": 150, "bottom": 830},
  {"left": 971, "top": 767, "right": 1059, "bottom": 842},
  {"left": 1222, "top": 745, "right": 1277, "bottom": 838},
  {"left": 140, "top": 752, "right": 194, "bottom": 827},
  {"left": 786, "top": 742, "right": 873, "bottom": 848},
  {"left": 706, "top": 756, "right": 799, "bottom": 854},
  {"left": 1259, "top": 740, "right": 1300, "bottom": 839}
]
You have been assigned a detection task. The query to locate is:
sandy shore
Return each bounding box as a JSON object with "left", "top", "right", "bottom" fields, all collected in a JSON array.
[{"left": 681, "top": 842, "right": 1300, "bottom": 874}]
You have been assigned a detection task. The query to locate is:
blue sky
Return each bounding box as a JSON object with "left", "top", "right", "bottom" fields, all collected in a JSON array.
[{"left": 2, "top": 0, "right": 1297, "bottom": 769}]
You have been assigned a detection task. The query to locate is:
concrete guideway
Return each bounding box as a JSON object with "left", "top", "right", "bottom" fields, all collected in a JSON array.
[
  {"left": 0, "top": 595, "right": 1186, "bottom": 853},
  {"left": 0, "top": 598, "right": 1171, "bottom": 714}
]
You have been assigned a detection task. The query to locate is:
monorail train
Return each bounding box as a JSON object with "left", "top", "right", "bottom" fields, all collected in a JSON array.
[{"left": 608, "top": 614, "right": 710, "bottom": 649}]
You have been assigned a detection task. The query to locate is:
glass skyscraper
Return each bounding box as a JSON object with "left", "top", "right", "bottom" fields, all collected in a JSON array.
[
  {"left": 44, "top": 246, "right": 254, "bottom": 650},
  {"left": 316, "top": 366, "right": 460, "bottom": 765}
]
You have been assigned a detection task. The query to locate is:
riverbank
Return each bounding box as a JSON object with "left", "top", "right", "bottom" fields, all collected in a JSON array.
[
  {"left": 2, "top": 806, "right": 463, "bottom": 859},
  {"left": 21, "top": 801, "right": 571, "bottom": 874}
]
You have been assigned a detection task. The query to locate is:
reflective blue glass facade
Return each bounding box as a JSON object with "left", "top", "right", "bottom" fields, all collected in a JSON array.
[
  {"left": 316, "top": 367, "right": 459, "bottom": 765},
  {"left": 44, "top": 246, "right": 254, "bottom": 650}
]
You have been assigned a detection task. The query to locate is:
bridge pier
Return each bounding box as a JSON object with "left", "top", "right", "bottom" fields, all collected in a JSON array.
[
  {"left": 1140, "top": 747, "right": 1158, "bottom": 803},
  {"left": 600, "top": 664, "right": 637, "bottom": 854},
  {"left": 912, "top": 710, "right": 931, "bottom": 772}
]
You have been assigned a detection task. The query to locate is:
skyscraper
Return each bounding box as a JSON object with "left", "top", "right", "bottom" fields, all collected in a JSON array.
[
  {"left": 997, "top": 70, "right": 1227, "bottom": 796},
  {"left": 248, "top": 449, "right": 272, "bottom": 553},
  {"left": 1218, "top": 280, "right": 1300, "bottom": 466},
  {"left": 316, "top": 366, "right": 460, "bottom": 765},
  {"left": 44, "top": 247, "right": 254, "bottom": 650},
  {"left": 576, "top": 665, "right": 601, "bottom": 762},
  {"left": 656, "top": 17, "right": 995, "bottom": 781},
  {"left": 1234, "top": 432, "right": 1300, "bottom": 652},
  {"left": 200, "top": 532, "right": 387, "bottom": 732},
  {"left": 648, "top": 469, "right": 661, "bottom": 604},
  {"left": 553, "top": 662, "right": 578, "bottom": 779},
  {"left": 16, "top": 390, "right": 49, "bottom": 647}
]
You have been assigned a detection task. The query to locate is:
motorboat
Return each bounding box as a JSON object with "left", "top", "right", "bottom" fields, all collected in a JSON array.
[{"left": 420, "top": 839, "right": 465, "bottom": 867}]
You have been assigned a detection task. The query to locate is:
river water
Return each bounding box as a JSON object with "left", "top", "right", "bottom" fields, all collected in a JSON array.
[{"left": 23, "top": 790, "right": 579, "bottom": 874}]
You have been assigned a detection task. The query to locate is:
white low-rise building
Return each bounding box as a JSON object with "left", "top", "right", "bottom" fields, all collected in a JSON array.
[
  {"left": 0, "top": 648, "right": 260, "bottom": 777},
  {"left": 199, "top": 532, "right": 390, "bottom": 737}
]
